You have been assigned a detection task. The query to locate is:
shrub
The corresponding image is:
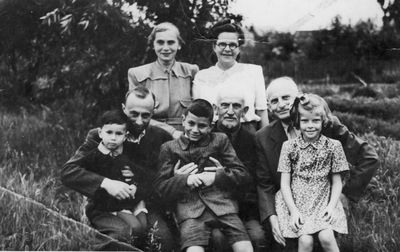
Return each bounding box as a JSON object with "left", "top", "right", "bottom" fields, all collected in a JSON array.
[
  {"left": 347, "top": 134, "right": 400, "bottom": 251},
  {"left": 352, "top": 86, "right": 384, "bottom": 98},
  {"left": 334, "top": 111, "right": 400, "bottom": 140},
  {"left": 326, "top": 96, "right": 400, "bottom": 122}
]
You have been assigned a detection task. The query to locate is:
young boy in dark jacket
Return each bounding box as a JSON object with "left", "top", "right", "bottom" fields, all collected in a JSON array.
[
  {"left": 155, "top": 99, "right": 253, "bottom": 252},
  {"left": 62, "top": 110, "right": 148, "bottom": 243}
]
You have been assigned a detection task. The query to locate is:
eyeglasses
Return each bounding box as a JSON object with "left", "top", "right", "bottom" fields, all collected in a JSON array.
[{"left": 215, "top": 42, "right": 239, "bottom": 50}]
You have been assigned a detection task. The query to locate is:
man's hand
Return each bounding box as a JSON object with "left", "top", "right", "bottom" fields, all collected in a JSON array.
[
  {"left": 187, "top": 174, "right": 203, "bottom": 188},
  {"left": 203, "top": 157, "right": 224, "bottom": 172},
  {"left": 268, "top": 215, "right": 286, "bottom": 246},
  {"left": 199, "top": 172, "right": 216, "bottom": 187},
  {"left": 340, "top": 193, "right": 349, "bottom": 212},
  {"left": 100, "top": 178, "right": 134, "bottom": 200},
  {"left": 174, "top": 160, "right": 198, "bottom": 175}
]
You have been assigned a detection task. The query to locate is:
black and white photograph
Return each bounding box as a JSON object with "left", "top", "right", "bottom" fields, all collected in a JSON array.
[{"left": 0, "top": 0, "right": 398, "bottom": 251}]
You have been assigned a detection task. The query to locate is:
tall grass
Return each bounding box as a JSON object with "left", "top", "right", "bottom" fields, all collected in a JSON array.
[
  {"left": 0, "top": 97, "right": 399, "bottom": 251},
  {"left": 344, "top": 133, "right": 400, "bottom": 251}
]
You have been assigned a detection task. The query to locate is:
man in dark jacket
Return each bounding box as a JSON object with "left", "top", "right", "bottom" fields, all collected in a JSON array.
[
  {"left": 62, "top": 86, "right": 174, "bottom": 251},
  {"left": 212, "top": 90, "right": 266, "bottom": 251},
  {"left": 256, "top": 77, "right": 379, "bottom": 251}
]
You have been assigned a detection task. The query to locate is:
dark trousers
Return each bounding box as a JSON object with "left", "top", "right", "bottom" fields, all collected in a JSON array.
[
  {"left": 89, "top": 208, "right": 178, "bottom": 251},
  {"left": 210, "top": 218, "right": 267, "bottom": 252}
]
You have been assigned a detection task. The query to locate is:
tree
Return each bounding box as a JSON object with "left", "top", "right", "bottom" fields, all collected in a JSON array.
[
  {"left": 378, "top": 0, "right": 400, "bottom": 31},
  {"left": 0, "top": 0, "right": 236, "bottom": 107}
]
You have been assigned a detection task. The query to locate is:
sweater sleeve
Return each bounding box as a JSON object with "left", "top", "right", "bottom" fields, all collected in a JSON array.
[
  {"left": 61, "top": 129, "right": 105, "bottom": 198},
  {"left": 153, "top": 142, "right": 190, "bottom": 202},
  {"left": 214, "top": 135, "right": 251, "bottom": 189},
  {"left": 324, "top": 116, "right": 379, "bottom": 202}
]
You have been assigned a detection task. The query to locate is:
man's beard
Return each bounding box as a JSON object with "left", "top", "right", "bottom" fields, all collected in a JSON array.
[
  {"left": 219, "top": 119, "right": 240, "bottom": 133},
  {"left": 127, "top": 122, "right": 146, "bottom": 136}
]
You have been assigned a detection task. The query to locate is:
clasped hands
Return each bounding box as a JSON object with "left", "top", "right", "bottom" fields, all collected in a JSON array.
[
  {"left": 173, "top": 157, "right": 224, "bottom": 189},
  {"left": 101, "top": 168, "right": 137, "bottom": 200}
]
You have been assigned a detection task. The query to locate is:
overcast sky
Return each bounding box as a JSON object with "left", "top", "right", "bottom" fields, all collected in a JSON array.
[{"left": 230, "top": 0, "right": 384, "bottom": 32}]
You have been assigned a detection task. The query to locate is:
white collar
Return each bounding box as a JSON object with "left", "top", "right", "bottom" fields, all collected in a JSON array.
[{"left": 97, "top": 142, "right": 123, "bottom": 156}]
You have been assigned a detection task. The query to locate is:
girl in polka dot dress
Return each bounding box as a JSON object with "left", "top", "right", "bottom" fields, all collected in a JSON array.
[{"left": 275, "top": 94, "right": 349, "bottom": 252}]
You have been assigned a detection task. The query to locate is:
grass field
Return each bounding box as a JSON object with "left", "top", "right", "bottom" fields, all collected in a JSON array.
[{"left": 0, "top": 89, "right": 399, "bottom": 251}]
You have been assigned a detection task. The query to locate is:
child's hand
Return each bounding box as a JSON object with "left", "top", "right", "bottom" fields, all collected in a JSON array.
[
  {"left": 203, "top": 157, "right": 224, "bottom": 172},
  {"left": 322, "top": 205, "right": 337, "bottom": 224},
  {"left": 187, "top": 174, "right": 203, "bottom": 188},
  {"left": 121, "top": 165, "right": 134, "bottom": 183},
  {"left": 174, "top": 160, "right": 198, "bottom": 175},
  {"left": 290, "top": 209, "right": 304, "bottom": 231},
  {"left": 199, "top": 172, "right": 216, "bottom": 187},
  {"left": 128, "top": 184, "right": 137, "bottom": 199}
]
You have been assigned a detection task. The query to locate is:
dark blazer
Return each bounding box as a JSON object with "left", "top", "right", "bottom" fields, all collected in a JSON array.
[
  {"left": 255, "top": 117, "right": 379, "bottom": 224},
  {"left": 154, "top": 132, "right": 250, "bottom": 223},
  {"left": 61, "top": 125, "right": 173, "bottom": 214},
  {"left": 212, "top": 124, "right": 260, "bottom": 220},
  {"left": 70, "top": 147, "right": 147, "bottom": 212}
]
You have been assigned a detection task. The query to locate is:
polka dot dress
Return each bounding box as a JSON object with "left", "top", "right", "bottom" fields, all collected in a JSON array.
[{"left": 275, "top": 135, "right": 349, "bottom": 238}]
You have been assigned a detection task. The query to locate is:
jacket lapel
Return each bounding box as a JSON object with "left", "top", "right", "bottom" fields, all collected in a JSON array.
[{"left": 269, "top": 121, "right": 287, "bottom": 177}]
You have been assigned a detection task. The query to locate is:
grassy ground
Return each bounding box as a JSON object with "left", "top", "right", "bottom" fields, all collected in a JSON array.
[{"left": 0, "top": 94, "right": 399, "bottom": 251}]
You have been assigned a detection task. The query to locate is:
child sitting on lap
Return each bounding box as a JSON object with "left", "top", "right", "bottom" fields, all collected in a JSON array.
[
  {"left": 155, "top": 99, "right": 253, "bottom": 252},
  {"left": 63, "top": 110, "right": 147, "bottom": 242},
  {"left": 275, "top": 94, "right": 349, "bottom": 252}
]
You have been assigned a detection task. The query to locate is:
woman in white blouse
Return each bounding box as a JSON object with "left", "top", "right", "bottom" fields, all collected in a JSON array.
[{"left": 193, "top": 19, "right": 269, "bottom": 132}]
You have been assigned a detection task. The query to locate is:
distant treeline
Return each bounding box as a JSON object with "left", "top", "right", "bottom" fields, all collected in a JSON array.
[
  {"left": 240, "top": 17, "right": 400, "bottom": 84},
  {"left": 1, "top": 0, "right": 400, "bottom": 108}
]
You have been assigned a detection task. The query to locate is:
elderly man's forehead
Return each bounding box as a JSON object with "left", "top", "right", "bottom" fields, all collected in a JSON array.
[
  {"left": 216, "top": 93, "right": 245, "bottom": 105},
  {"left": 266, "top": 79, "right": 298, "bottom": 100}
]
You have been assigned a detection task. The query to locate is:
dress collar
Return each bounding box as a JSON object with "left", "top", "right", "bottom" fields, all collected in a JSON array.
[
  {"left": 178, "top": 133, "right": 212, "bottom": 151},
  {"left": 97, "top": 142, "right": 123, "bottom": 156},
  {"left": 214, "top": 61, "right": 238, "bottom": 75},
  {"left": 297, "top": 134, "right": 327, "bottom": 149},
  {"left": 151, "top": 60, "right": 186, "bottom": 79}
]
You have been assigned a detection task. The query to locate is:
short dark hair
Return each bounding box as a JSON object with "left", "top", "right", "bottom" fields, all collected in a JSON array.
[
  {"left": 210, "top": 19, "right": 245, "bottom": 46},
  {"left": 184, "top": 99, "right": 214, "bottom": 124},
  {"left": 98, "top": 110, "right": 128, "bottom": 127},
  {"left": 125, "top": 86, "right": 156, "bottom": 106}
]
